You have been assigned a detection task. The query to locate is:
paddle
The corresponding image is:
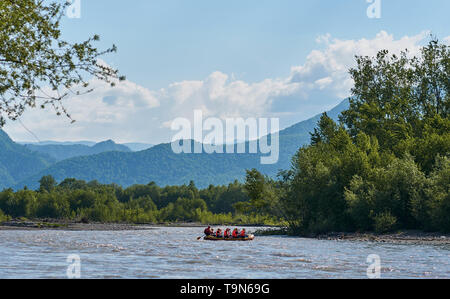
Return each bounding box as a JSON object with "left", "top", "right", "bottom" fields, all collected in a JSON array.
[{"left": 197, "top": 236, "right": 203, "bottom": 240}]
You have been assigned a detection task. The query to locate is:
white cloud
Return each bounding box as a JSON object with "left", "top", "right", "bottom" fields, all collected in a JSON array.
[
  {"left": 4, "top": 31, "right": 433, "bottom": 144},
  {"left": 289, "top": 30, "right": 429, "bottom": 99},
  {"left": 157, "top": 71, "right": 299, "bottom": 120},
  {"left": 5, "top": 76, "right": 160, "bottom": 142}
]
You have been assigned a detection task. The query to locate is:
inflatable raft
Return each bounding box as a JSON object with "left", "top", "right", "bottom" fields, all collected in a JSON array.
[{"left": 204, "top": 234, "right": 255, "bottom": 241}]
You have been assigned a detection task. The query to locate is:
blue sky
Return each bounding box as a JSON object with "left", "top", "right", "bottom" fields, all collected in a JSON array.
[
  {"left": 60, "top": 0, "right": 450, "bottom": 88},
  {"left": 5, "top": 0, "right": 450, "bottom": 144}
]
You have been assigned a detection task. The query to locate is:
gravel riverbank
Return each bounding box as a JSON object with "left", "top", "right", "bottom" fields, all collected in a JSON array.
[{"left": 2, "top": 220, "right": 449, "bottom": 245}]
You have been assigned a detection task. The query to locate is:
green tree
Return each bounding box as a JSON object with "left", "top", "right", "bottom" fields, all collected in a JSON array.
[
  {"left": 0, "top": 209, "right": 10, "bottom": 222},
  {"left": 39, "top": 175, "right": 57, "bottom": 193},
  {"left": 277, "top": 40, "right": 449, "bottom": 235},
  {"left": 36, "top": 191, "right": 70, "bottom": 218},
  {"left": 310, "top": 113, "right": 338, "bottom": 145},
  {"left": 425, "top": 156, "right": 450, "bottom": 231},
  {"left": 0, "top": 0, "right": 124, "bottom": 126},
  {"left": 238, "top": 169, "right": 280, "bottom": 216},
  {"left": 340, "top": 40, "right": 449, "bottom": 172}
]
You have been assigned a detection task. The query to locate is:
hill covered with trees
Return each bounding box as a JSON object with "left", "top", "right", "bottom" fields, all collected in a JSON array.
[
  {"left": 0, "top": 130, "right": 55, "bottom": 189},
  {"left": 14, "top": 100, "right": 349, "bottom": 190}
]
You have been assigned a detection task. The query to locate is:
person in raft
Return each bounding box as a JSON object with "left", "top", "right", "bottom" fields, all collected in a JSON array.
[
  {"left": 240, "top": 228, "right": 248, "bottom": 238},
  {"left": 204, "top": 226, "right": 213, "bottom": 236},
  {"left": 224, "top": 228, "right": 231, "bottom": 239},
  {"left": 232, "top": 228, "right": 239, "bottom": 238},
  {"left": 215, "top": 229, "right": 223, "bottom": 238}
]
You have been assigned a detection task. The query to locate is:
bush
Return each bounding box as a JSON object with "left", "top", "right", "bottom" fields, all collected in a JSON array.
[
  {"left": 425, "top": 156, "right": 450, "bottom": 232},
  {"left": 374, "top": 212, "right": 397, "bottom": 234},
  {"left": 0, "top": 209, "right": 10, "bottom": 223}
]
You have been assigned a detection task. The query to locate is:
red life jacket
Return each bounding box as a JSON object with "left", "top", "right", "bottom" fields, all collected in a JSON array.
[
  {"left": 204, "top": 227, "right": 211, "bottom": 234},
  {"left": 224, "top": 230, "right": 229, "bottom": 237},
  {"left": 232, "top": 230, "right": 238, "bottom": 238},
  {"left": 240, "top": 230, "right": 246, "bottom": 237}
]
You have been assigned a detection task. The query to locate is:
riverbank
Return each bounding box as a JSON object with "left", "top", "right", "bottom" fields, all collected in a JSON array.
[
  {"left": 0, "top": 219, "right": 274, "bottom": 231},
  {"left": 0, "top": 219, "right": 153, "bottom": 231},
  {"left": 2, "top": 220, "right": 449, "bottom": 245},
  {"left": 255, "top": 228, "right": 450, "bottom": 245},
  {"left": 315, "top": 231, "right": 450, "bottom": 245}
]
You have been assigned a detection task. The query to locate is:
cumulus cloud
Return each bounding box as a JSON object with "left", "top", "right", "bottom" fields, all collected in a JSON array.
[
  {"left": 6, "top": 76, "right": 160, "bottom": 142},
  {"left": 157, "top": 71, "right": 299, "bottom": 120},
  {"left": 289, "top": 30, "right": 429, "bottom": 99},
  {"left": 4, "top": 31, "right": 433, "bottom": 144}
]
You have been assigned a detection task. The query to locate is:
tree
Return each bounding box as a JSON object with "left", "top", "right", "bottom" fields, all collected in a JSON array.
[
  {"left": 340, "top": 39, "right": 449, "bottom": 164},
  {"left": 0, "top": 0, "right": 125, "bottom": 126},
  {"left": 310, "top": 113, "right": 338, "bottom": 145},
  {"left": 278, "top": 40, "right": 449, "bottom": 234},
  {"left": 0, "top": 208, "right": 9, "bottom": 222},
  {"left": 39, "top": 175, "right": 57, "bottom": 193},
  {"left": 236, "top": 169, "right": 284, "bottom": 225},
  {"left": 425, "top": 156, "right": 450, "bottom": 232}
]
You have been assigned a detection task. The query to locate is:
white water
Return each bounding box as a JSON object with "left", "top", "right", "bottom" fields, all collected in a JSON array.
[{"left": 0, "top": 227, "right": 449, "bottom": 278}]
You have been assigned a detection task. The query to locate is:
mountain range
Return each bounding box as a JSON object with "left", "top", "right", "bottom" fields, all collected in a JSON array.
[
  {"left": 0, "top": 130, "right": 54, "bottom": 189},
  {"left": 1, "top": 99, "right": 349, "bottom": 190},
  {"left": 23, "top": 140, "right": 132, "bottom": 162},
  {"left": 20, "top": 141, "right": 154, "bottom": 153}
]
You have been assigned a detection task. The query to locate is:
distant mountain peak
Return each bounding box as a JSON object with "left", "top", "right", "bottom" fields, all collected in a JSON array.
[
  {"left": 92, "top": 140, "right": 130, "bottom": 152},
  {"left": 94, "top": 139, "right": 116, "bottom": 146}
]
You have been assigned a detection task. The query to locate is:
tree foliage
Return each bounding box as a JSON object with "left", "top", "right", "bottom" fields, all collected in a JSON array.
[
  {"left": 0, "top": 0, "right": 124, "bottom": 126},
  {"left": 242, "top": 40, "right": 450, "bottom": 234},
  {"left": 0, "top": 176, "right": 279, "bottom": 225},
  {"left": 340, "top": 40, "right": 449, "bottom": 172}
]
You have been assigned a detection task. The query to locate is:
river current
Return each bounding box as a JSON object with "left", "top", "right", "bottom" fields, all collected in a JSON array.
[{"left": 0, "top": 227, "right": 448, "bottom": 278}]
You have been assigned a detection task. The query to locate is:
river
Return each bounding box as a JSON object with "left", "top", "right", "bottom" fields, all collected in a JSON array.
[{"left": 0, "top": 227, "right": 449, "bottom": 278}]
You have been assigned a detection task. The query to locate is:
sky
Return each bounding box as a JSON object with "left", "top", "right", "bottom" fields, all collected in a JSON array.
[{"left": 4, "top": 0, "right": 450, "bottom": 144}]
